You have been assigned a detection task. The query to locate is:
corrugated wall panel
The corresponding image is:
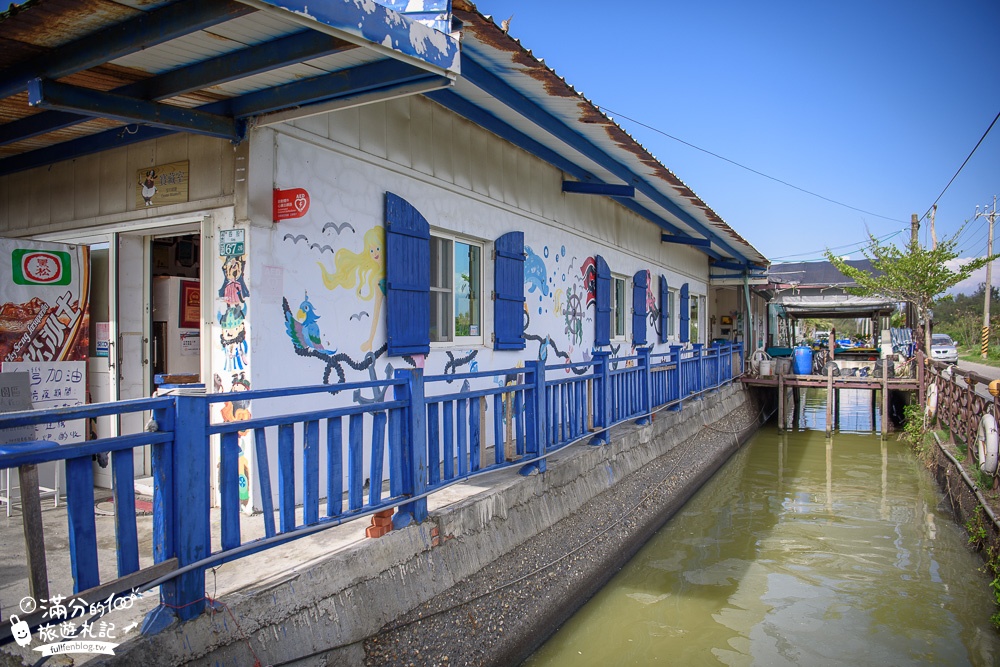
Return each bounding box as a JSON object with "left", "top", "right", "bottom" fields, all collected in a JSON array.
[
  {"left": 502, "top": 141, "right": 518, "bottom": 210},
  {"left": 431, "top": 104, "right": 453, "bottom": 184},
  {"left": 292, "top": 114, "right": 330, "bottom": 141},
  {"left": 385, "top": 97, "right": 411, "bottom": 169},
  {"left": 73, "top": 154, "right": 101, "bottom": 221},
  {"left": 328, "top": 107, "right": 361, "bottom": 150},
  {"left": 469, "top": 124, "right": 488, "bottom": 197},
  {"left": 98, "top": 149, "right": 128, "bottom": 217},
  {"left": 485, "top": 132, "right": 503, "bottom": 203},
  {"left": 410, "top": 97, "right": 433, "bottom": 176},
  {"left": 7, "top": 171, "right": 29, "bottom": 232},
  {"left": 49, "top": 161, "right": 75, "bottom": 223},
  {"left": 0, "top": 133, "right": 233, "bottom": 234},
  {"left": 451, "top": 115, "right": 471, "bottom": 191},
  {"left": 359, "top": 102, "right": 388, "bottom": 161}
]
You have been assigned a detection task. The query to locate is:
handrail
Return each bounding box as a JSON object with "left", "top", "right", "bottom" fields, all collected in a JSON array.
[{"left": 0, "top": 343, "right": 743, "bottom": 640}]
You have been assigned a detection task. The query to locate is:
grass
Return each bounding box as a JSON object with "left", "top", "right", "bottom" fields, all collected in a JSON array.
[{"left": 958, "top": 346, "right": 1000, "bottom": 368}]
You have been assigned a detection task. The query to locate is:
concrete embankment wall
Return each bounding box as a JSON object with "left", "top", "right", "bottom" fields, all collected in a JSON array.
[{"left": 106, "top": 383, "right": 760, "bottom": 666}]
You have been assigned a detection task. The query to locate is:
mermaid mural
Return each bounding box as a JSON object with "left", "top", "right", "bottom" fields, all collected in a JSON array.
[{"left": 318, "top": 226, "right": 385, "bottom": 352}]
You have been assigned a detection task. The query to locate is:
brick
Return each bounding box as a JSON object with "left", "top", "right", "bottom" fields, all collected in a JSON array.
[{"left": 366, "top": 525, "right": 389, "bottom": 539}]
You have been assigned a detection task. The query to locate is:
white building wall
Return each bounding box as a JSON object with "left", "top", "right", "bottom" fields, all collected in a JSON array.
[{"left": 238, "top": 96, "right": 715, "bottom": 509}]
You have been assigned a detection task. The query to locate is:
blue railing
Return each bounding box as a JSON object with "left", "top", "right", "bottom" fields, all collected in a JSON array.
[{"left": 0, "top": 342, "right": 742, "bottom": 637}]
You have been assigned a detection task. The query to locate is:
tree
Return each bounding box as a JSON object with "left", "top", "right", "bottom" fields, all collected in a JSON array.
[{"left": 825, "top": 230, "right": 996, "bottom": 356}]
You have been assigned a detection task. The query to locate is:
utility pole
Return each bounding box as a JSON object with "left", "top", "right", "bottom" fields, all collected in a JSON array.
[
  {"left": 930, "top": 204, "right": 937, "bottom": 250},
  {"left": 976, "top": 196, "right": 998, "bottom": 359},
  {"left": 910, "top": 214, "right": 921, "bottom": 336}
]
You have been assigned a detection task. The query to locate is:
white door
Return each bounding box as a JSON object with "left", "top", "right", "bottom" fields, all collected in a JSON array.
[{"left": 110, "top": 233, "right": 151, "bottom": 476}]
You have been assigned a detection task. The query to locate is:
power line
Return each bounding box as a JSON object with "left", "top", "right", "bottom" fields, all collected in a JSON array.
[
  {"left": 769, "top": 227, "right": 905, "bottom": 261},
  {"left": 598, "top": 105, "right": 908, "bottom": 225},
  {"left": 921, "top": 108, "right": 1000, "bottom": 221}
]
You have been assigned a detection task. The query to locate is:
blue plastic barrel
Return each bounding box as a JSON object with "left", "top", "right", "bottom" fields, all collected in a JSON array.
[{"left": 793, "top": 345, "right": 813, "bottom": 375}]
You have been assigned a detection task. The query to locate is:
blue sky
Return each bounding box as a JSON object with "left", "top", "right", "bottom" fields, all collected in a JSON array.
[{"left": 475, "top": 1, "right": 1000, "bottom": 285}]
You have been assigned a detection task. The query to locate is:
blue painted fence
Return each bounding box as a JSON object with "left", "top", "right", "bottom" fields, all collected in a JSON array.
[{"left": 0, "top": 343, "right": 742, "bottom": 635}]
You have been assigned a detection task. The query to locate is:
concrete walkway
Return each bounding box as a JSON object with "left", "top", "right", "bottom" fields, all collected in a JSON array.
[
  {"left": 0, "top": 470, "right": 489, "bottom": 664},
  {"left": 1, "top": 384, "right": 754, "bottom": 666}
]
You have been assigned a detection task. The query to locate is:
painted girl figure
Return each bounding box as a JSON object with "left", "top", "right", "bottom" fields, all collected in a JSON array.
[{"left": 318, "top": 226, "right": 385, "bottom": 353}]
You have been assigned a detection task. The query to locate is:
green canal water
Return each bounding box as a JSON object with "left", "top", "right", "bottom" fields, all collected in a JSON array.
[{"left": 526, "top": 389, "right": 1000, "bottom": 666}]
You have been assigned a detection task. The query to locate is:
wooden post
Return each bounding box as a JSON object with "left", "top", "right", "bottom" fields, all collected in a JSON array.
[
  {"left": 835, "top": 388, "right": 840, "bottom": 431},
  {"left": 793, "top": 387, "right": 801, "bottom": 431},
  {"left": 826, "top": 369, "right": 834, "bottom": 436},
  {"left": 18, "top": 464, "right": 49, "bottom": 602},
  {"left": 778, "top": 373, "right": 785, "bottom": 432},
  {"left": 882, "top": 371, "right": 889, "bottom": 438}
]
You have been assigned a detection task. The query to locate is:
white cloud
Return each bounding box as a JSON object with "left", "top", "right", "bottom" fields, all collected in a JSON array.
[{"left": 945, "top": 257, "right": 1000, "bottom": 295}]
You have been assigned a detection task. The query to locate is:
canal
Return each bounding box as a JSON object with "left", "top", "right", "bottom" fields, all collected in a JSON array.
[{"left": 526, "top": 389, "right": 1000, "bottom": 666}]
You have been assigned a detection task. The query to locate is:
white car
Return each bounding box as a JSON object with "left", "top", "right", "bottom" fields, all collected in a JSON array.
[{"left": 931, "top": 334, "right": 959, "bottom": 364}]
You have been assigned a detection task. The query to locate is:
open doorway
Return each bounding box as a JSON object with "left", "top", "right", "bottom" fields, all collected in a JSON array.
[{"left": 50, "top": 226, "right": 203, "bottom": 490}]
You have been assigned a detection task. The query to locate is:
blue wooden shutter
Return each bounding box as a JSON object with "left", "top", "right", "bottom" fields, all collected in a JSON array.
[
  {"left": 385, "top": 192, "right": 430, "bottom": 356},
  {"left": 594, "top": 255, "right": 611, "bottom": 346},
  {"left": 632, "top": 270, "right": 647, "bottom": 346},
  {"left": 679, "top": 282, "right": 690, "bottom": 343},
  {"left": 659, "top": 274, "right": 669, "bottom": 343},
  {"left": 493, "top": 231, "right": 525, "bottom": 350}
]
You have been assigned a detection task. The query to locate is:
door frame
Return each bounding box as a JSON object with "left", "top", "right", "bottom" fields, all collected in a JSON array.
[{"left": 33, "top": 215, "right": 210, "bottom": 483}]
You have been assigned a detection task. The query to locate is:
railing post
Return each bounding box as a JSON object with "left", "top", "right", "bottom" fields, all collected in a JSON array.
[
  {"left": 143, "top": 394, "right": 209, "bottom": 633},
  {"left": 520, "top": 360, "right": 547, "bottom": 475},
  {"left": 636, "top": 346, "right": 652, "bottom": 425},
  {"left": 394, "top": 368, "right": 427, "bottom": 528},
  {"left": 591, "top": 350, "right": 612, "bottom": 445},
  {"left": 693, "top": 343, "right": 705, "bottom": 397},
  {"left": 670, "top": 345, "right": 683, "bottom": 411}
]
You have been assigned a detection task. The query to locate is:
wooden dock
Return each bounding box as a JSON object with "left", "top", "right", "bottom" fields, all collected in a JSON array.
[{"left": 742, "top": 373, "right": 920, "bottom": 436}]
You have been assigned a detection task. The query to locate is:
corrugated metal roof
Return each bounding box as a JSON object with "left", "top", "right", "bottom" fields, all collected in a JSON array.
[
  {"left": 0, "top": 0, "right": 767, "bottom": 266},
  {"left": 447, "top": 0, "right": 767, "bottom": 266},
  {"left": 0, "top": 0, "right": 460, "bottom": 173}
]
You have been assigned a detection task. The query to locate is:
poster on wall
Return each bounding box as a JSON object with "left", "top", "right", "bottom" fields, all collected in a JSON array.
[
  {"left": 0, "top": 238, "right": 90, "bottom": 363},
  {"left": 135, "top": 160, "right": 190, "bottom": 209},
  {"left": 1, "top": 361, "right": 86, "bottom": 444}
]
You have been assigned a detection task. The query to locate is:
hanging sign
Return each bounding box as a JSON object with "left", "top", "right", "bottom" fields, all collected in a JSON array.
[{"left": 273, "top": 187, "right": 310, "bottom": 222}]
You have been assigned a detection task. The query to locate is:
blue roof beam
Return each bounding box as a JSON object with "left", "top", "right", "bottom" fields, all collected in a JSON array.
[
  {"left": 246, "top": 0, "right": 460, "bottom": 76},
  {"left": 0, "top": 61, "right": 444, "bottom": 176},
  {"left": 661, "top": 234, "right": 711, "bottom": 248},
  {"left": 226, "top": 59, "right": 444, "bottom": 118},
  {"left": 459, "top": 58, "right": 752, "bottom": 264},
  {"left": 711, "top": 260, "right": 750, "bottom": 272},
  {"left": 0, "top": 0, "right": 255, "bottom": 99},
  {"left": 562, "top": 181, "right": 635, "bottom": 197},
  {"left": 427, "top": 89, "right": 723, "bottom": 260},
  {"left": 0, "top": 30, "right": 357, "bottom": 148},
  {"left": 27, "top": 80, "right": 245, "bottom": 143}
]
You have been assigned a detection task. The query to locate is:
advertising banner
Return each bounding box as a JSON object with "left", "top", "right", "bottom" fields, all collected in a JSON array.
[{"left": 1, "top": 238, "right": 90, "bottom": 363}]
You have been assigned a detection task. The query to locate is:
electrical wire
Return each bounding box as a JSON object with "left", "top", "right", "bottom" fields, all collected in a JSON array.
[
  {"left": 920, "top": 108, "right": 1000, "bottom": 222},
  {"left": 768, "top": 228, "right": 905, "bottom": 262},
  {"left": 598, "top": 106, "right": 908, "bottom": 225}
]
